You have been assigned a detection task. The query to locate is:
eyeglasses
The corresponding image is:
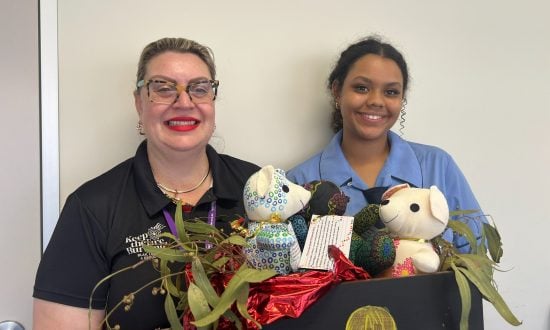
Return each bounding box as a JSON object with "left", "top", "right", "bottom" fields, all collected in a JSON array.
[{"left": 136, "top": 78, "right": 219, "bottom": 105}]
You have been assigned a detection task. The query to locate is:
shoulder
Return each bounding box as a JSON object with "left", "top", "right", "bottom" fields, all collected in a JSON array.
[
  {"left": 397, "top": 137, "right": 471, "bottom": 192},
  {"left": 71, "top": 142, "right": 151, "bottom": 208},
  {"left": 286, "top": 133, "right": 341, "bottom": 184},
  {"left": 72, "top": 157, "right": 135, "bottom": 204},
  {"left": 286, "top": 152, "right": 322, "bottom": 184},
  {"left": 387, "top": 132, "right": 467, "bottom": 189},
  {"left": 406, "top": 140, "right": 455, "bottom": 165},
  {"left": 388, "top": 130, "right": 455, "bottom": 168},
  {"left": 207, "top": 145, "right": 260, "bottom": 185},
  {"left": 218, "top": 154, "right": 260, "bottom": 182},
  {"left": 406, "top": 139, "right": 465, "bottom": 178}
]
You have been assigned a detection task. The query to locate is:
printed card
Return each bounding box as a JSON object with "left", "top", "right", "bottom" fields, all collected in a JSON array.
[{"left": 298, "top": 214, "right": 354, "bottom": 271}]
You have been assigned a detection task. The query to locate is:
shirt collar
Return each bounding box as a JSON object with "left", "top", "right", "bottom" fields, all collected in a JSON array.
[
  {"left": 318, "top": 130, "right": 423, "bottom": 189},
  {"left": 206, "top": 144, "right": 245, "bottom": 202},
  {"left": 134, "top": 140, "right": 168, "bottom": 217},
  {"left": 134, "top": 141, "right": 242, "bottom": 218},
  {"left": 382, "top": 131, "right": 423, "bottom": 188},
  {"left": 319, "top": 130, "right": 368, "bottom": 189}
]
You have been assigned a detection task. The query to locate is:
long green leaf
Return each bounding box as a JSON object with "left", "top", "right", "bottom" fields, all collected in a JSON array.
[
  {"left": 458, "top": 267, "right": 521, "bottom": 325},
  {"left": 191, "top": 273, "right": 246, "bottom": 326},
  {"left": 222, "top": 310, "right": 243, "bottom": 330},
  {"left": 158, "top": 231, "right": 178, "bottom": 242},
  {"left": 221, "top": 235, "right": 248, "bottom": 246},
  {"left": 191, "top": 257, "right": 220, "bottom": 306},
  {"left": 176, "top": 291, "right": 188, "bottom": 311},
  {"left": 449, "top": 209, "right": 479, "bottom": 217},
  {"left": 455, "top": 254, "right": 496, "bottom": 280},
  {"left": 236, "top": 282, "right": 260, "bottom": 329},
  {"left": 175, "top": 201, "right": 190, "bottom": 243},
  {"left": 483, "top": 223, "right": 503, "bottom": 262},
  {"left": 447, "top": 220, "right": 478, "bottom": 253},
  {"left": 192, "top": 266, "right": 276, "bottom": 327},
  {"left": 188, "top": 282, "right": 212, "bottom": 330},
  {"left": 142, "top": 245, "right": 192, "bottom": 262},
  {"left": 234, "top": 266, "right": 278, "bottom": 283},
  {"left": 184, "top": 220, "right": 224, "bottom": 236},
  {"left": 451, "top": 263, "right": 472, "bottom": 330},
  {"left": 164, "top": 292, "right": 183, "bottom": 330},
  {"left": 160, "top": 259, "right": 183, "bottom": 298},
  {"left": 212, "top": 256, "right": 231, "bottom": 269},
  {"left": 184, "top": 234, "right": 221, "bottom": 243}
]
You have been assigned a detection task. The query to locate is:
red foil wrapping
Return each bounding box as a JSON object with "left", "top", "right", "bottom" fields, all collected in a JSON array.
[
  {"left": 184, "top": 246, "right": 370, "bottom": 329},
  {"left": 245, "top": 245, "right": 370, "bottom": 328}
]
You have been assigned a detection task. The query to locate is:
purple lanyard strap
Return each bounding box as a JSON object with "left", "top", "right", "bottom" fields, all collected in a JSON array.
[{"left": 162, "top": 201, "right": 217, "bottom": 238}]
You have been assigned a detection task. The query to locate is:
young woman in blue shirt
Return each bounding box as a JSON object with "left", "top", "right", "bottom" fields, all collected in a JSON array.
[{"left": 287, "top": 36, "right": 483, "bottom": 253}]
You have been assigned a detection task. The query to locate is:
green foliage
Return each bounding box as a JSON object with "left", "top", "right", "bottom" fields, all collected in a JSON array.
[
  {"left": 90, "top": 202, "right": 276, "bottom": 329},
  {"left": 436, "top": 212, "right": 521, "bottom": 330}
]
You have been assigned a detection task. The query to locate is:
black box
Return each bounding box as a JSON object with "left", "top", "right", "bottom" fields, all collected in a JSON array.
[{"left": 264, "top": 271, "right": 483, "bottom": 330}]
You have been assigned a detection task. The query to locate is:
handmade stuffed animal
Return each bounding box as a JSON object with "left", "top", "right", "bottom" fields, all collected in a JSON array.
[
  {"left": 350, "top": 204, "right": 395, "bottom": 276},
  {"left": 243, "top": 165, "right": 311, "bottom": 275},
  {"left": 288, "top": 180, "right": 349, "bottom": 250},
  {"left": 289, "top": 180, "right": 395, "bottom": 276},
  {"left": 378, "top": 184, "right": 449, "bottom": 277}
]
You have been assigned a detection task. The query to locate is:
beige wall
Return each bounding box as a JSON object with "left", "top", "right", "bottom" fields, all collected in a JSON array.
[
  {"left": 49, "top": 0, "right": 550, "bottom": 329},
  {"left": 0, "top": 1, "right": 41, "bottom": 328}
]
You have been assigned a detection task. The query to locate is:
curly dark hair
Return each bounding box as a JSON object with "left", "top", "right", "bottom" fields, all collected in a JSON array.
[{"left": 328, "top": 36, "right": 409, "bottom": 132}]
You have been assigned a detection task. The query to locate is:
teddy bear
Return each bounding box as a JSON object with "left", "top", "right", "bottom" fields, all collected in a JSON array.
[
  {"left": 242, "top": 165, "right": 311, "bottom": 275},
  {"left": 288, "top": 180, "right": 395, "bottom": 276},
  {"left": 378, "top": 183, "right": 449, "bottom": 277}
]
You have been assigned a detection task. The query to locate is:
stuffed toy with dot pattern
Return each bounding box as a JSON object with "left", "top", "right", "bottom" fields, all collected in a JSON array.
[
  {"left": 288, "top": 180, "right": 395, "bottom": 276},
  {"left": 243, "top": 165, "right": 311, "bottom": 275}
]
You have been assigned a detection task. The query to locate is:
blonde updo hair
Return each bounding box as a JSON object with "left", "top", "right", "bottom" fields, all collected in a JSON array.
[{"left": 135, "top": 37, "right": 216, "bottom": 92}]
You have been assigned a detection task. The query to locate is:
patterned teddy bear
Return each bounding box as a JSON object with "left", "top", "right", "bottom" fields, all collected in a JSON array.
[
  {"left": 243, "top": 165, "right": 311, "bottom": 275},
  {"left": 289, "top": 180, "right": 395, "bottom": 276}
]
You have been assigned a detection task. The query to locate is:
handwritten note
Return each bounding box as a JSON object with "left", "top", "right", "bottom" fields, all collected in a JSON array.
[{"left": 298, "top": 214, "right": 354, "bottom": 271}]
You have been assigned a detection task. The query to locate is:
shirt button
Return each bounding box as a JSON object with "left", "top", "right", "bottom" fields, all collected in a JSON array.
[{"left": 347, "top": 182, "right": 352, "bottom": 187}]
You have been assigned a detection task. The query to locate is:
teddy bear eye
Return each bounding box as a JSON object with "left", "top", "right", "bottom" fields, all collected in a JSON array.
[
  {"left": 282, "top": 185, "right": 289, "bottom": 193},
  {"left": 381, "top": 199, "right": 389, "bottom": 205},
  {"left": 410, "top": 203, "right": 420, "bottom": 212}
]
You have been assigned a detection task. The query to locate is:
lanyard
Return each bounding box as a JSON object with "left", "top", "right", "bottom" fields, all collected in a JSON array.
[{"left": 162, "top": 201, "right": 217, "bottom": 238}]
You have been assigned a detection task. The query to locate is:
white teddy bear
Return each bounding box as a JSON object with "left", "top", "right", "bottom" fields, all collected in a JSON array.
[{"left": 379, "top": 184, "right": 449, "bottom": 276}]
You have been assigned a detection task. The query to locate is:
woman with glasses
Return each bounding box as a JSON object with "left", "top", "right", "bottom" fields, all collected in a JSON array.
[
  {"left": 287, "top": 36, "right": 485, "bottom": 255},
  {"left": 33, "top": 37, "right": 259, "bottom": 329}
]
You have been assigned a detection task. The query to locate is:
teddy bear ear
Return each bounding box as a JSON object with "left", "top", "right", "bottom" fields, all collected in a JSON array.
[
  {"left": 429, "top": 185, "right": 450, "bottom": 223},
  {"left": 381, "top": 183, "right": 410, "bottom": 201},
  {"left": 255, "top": 165, "right": 275, "bottom": 198}
]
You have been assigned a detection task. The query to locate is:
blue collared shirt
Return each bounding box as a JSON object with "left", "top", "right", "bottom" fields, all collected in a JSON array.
[{"left": 287, "top": 130, "right": 483, "bottom": 253}]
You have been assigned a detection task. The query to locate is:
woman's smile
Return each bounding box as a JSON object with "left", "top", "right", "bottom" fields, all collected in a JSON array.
[{"left": 165, "top": 116, "right": 200, "bottom": 131}]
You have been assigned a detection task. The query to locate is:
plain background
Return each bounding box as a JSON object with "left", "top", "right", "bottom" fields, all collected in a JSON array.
[
  {"left": 0, "top": 1, "right": 40, "bottom": 329},
  {"left": 57, "top": 1, "right": 549, "bottom": 329},
  {"left": 1, "top": 0, "right": 544, "bottom": 329}
]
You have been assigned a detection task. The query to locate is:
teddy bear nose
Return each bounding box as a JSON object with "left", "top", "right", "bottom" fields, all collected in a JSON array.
[
  {"left": 410, "top": 203, "right": 420, "bottom": 212},
  {"left": 381, "top": 199, "right": 390, "bottom": 205}
]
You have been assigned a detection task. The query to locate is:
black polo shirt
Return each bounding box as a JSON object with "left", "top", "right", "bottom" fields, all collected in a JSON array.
[{"left": 33, "top": 141, "right": 259, "bottom": 329}]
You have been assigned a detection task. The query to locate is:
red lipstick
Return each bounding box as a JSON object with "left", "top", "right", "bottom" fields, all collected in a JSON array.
[{"left": 165, "top": 117, "right": 200, "bottom": 132}]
